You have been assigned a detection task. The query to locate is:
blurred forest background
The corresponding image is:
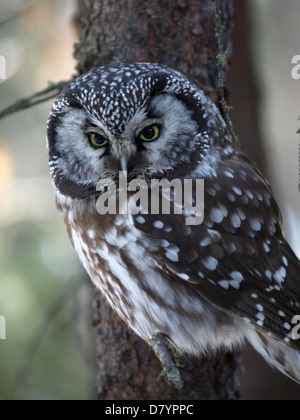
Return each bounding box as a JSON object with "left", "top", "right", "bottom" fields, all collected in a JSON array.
[{"left": 0, "top": 0, "right": 299, "bottom": 400}]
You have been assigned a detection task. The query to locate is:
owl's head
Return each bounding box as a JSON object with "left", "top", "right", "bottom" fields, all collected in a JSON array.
[{"left": 47, "top": 63, "right": 230, "bottom": 199}]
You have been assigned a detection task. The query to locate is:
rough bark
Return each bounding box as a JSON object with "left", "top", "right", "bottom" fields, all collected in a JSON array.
[
  {"left": 75, "top": 0, "right": 233, "bottom": 100},
  {"left": 75, "top": 0, "right": 240, "bottom": 400}
]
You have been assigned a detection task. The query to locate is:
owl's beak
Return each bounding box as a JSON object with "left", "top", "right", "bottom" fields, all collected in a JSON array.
[{"left": 120, "top": 156, "right": 128, "bottom": 172}]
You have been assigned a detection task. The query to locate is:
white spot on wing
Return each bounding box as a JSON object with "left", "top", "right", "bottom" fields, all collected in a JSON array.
[
  {"left": 230, "top": 213, "right": 241, "bottom": 229},
  {"left": 249, "top": 218, "right": 262, "bottom": 232},
  {"left": 218, "top": 280, "right": 229, "bottom": 290},
  {"left": 273, "top": 269, "right": 286, "bottom": 285},
  {"left": 200, "top": 237, "right": 212, "bottom": 247},
  {"left": 165, "top": 250, "right": 179, "bottom": 263},
  {"left": 136, "top": 215, "right": 146, "bottom": 224},
  {"left": 201, "top": 256, "right": 218, "bottom": 271},
  {"left": 177, "top": 273, "right": 190, "bottom": 281},
  {"left": 153, "top": 221, "right": 164, "bottom": 229},
  {"left": 210, "top": 208, "right": 224, "bottom": 224},
  {"left": 229, "top": 271, "right": 244, "bottom": 289}
]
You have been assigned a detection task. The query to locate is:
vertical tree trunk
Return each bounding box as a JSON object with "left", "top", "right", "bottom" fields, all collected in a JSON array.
[{"left": 74, "top": 0, "right": 240, "bottom": 400}]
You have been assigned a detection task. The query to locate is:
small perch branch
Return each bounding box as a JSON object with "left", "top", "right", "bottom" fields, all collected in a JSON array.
[
  {"left": 0, "top": 80, "right": 71, "bottom": 120},
  {"left": 215, "top": 0, "right": 239, "bottom": 144}
]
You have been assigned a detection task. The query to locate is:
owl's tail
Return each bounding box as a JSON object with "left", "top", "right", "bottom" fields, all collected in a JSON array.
[{"left": 246, "top": 328, "right": 300, "bottom": 384}]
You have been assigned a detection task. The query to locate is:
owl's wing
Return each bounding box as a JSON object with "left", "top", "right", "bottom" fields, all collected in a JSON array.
[{"left": 133, "top": 151, "right": 300, "bottom": 348}]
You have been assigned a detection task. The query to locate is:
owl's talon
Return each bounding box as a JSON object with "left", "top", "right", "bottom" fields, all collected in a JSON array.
[{"left": 151, "top": 333, "right": 184, "bottom": 390}]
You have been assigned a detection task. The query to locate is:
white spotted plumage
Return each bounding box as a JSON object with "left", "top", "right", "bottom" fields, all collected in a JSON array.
[{"left": 47, "top": 63, "right": 300, "bottom": 385}]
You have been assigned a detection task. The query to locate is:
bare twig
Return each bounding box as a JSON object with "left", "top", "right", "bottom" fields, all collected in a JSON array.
[
  {"left": 0, "top": 80, "right": 71, "bottom": 120},
  {"left": 215, "top": 0, "right": 239, "bottom": 144}
]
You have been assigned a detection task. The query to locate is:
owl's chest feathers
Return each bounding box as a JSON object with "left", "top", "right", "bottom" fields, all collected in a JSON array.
[{"left": 56, "top": 193, "right": 244, "bottom": 355}]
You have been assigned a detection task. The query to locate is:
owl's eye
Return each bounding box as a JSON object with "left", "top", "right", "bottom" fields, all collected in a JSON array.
[
  {"left": 89, "top": 133, "right": 108, "bottom": 148},
  {"left": 138, "top": 125, "right": 160, "bottom": 142}
]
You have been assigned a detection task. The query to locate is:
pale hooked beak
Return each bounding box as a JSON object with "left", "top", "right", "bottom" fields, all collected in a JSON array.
[{"left": 120, "top": 156, "right": 128, "bottom": 172}]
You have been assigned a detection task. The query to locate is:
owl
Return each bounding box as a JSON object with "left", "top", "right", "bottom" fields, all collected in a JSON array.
[{"left": 47, "top": 63, "right": 300, "bottom": 388}]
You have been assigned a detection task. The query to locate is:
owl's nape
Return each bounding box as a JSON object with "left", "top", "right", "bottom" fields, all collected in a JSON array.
[{"left": 47, "top": 63, "right": 300, "bottom": 389}]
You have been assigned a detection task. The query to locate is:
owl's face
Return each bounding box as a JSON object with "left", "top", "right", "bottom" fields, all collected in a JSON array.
[{"left": 47, "top": 63, "right": 229, "bottom": 199}]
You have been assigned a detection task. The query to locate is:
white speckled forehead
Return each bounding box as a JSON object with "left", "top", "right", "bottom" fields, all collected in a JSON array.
[{"left": 51, "top": 63, "right": 211, "bottom": 136}]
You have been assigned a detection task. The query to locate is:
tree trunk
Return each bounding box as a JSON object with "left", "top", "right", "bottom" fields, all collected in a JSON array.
[{"left": 74, "top": 0, "right": 240, "bottom": 400}]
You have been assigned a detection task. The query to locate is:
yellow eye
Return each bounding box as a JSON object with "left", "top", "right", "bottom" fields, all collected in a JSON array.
[
  {"left": 89, "top": 133, "right": 108, "bottom": 148},
  {"left": 139, "top": 125, "right": 160, "bottom": 142}
]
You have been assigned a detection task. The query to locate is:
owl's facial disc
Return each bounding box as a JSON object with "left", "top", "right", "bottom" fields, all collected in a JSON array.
[
  {"left": 92, "top": 93, "right": 198, "bottom": 177},
  {"left": 49, "top": 88, "right": 199, "bottom": 198}
]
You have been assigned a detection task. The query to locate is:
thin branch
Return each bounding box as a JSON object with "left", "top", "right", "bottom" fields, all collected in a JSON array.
[
  {"left": 215, "top": 0, "right": 239, "bottom": 144},
  {"left": 0, "top": 80, "right": 71, "bottom": 120}
]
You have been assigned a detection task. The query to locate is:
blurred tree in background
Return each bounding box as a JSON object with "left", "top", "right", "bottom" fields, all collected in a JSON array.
[
  {"left": 0, "top": 0, "right": 299, "bottom": 400},
  {"left": 0, "top": 0, "right": 95, "bottom": 400}
]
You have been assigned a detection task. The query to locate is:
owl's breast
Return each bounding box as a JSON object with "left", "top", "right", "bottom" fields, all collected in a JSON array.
[{"left": 57, "top": 193, "right": 245, "bottom": 355}]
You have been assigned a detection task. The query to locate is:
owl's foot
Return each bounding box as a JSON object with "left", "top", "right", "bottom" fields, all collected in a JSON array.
[{"left": 151, "top": 332, "right": 184, "bottom": 390}]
